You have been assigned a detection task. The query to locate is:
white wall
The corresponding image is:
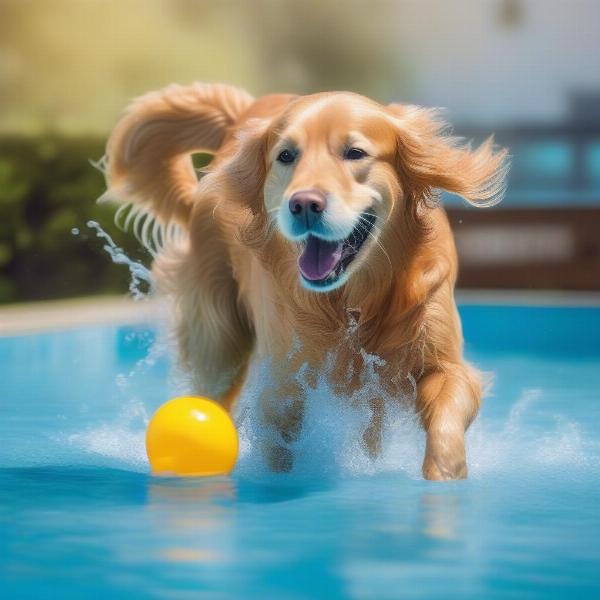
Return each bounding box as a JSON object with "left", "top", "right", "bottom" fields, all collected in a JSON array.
[{"left": 393, "top": 0, "right": 600, "bottom": 124}]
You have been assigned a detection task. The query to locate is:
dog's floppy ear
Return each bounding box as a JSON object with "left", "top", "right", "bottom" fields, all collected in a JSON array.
[
  {"left": 217, "top": 118, "right": 272, "bottom": 214},
  {"left": 387, "top": 104, "right": 509, "bottom": 208},
  {"left": 104, "top": 83, "right": 254, "bottom": 227}
]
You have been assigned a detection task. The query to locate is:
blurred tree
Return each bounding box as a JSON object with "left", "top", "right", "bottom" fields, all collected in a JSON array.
[
  {"left": 0, "top": 135, "right": 145, "bottom": 303},
  {"left": 0, "top": 0, "right": 261, "bottom": 134},
  {"left": 254, "top": 0, "right": 407, "bottom": 99},
  {"left": 0, "top": 0, "right": 412, "bottom": 303},
  {"left": 0, "top": 0, "right": 410, "bottom": 134}
]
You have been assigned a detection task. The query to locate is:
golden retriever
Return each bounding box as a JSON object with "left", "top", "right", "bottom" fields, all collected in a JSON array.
[{"left": 104, "top": 83, "right": 508, "bottom": 480}]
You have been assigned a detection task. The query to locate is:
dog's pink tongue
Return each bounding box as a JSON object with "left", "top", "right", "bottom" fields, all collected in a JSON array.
[{"left": 299, "top": 236, "right": 343, "bottom": 281}]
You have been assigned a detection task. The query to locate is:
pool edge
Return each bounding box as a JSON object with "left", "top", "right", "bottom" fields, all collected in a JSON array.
[
  {"left": 1, "top": 291, "right": 599, "bottom": 337},
  {"left": 0, "top": 296, "right": 160, "bottom": 337}
]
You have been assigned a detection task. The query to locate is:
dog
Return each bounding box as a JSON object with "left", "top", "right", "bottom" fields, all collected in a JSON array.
[{"left": 104, "top": 83, "right": 507, "bottom": 480}]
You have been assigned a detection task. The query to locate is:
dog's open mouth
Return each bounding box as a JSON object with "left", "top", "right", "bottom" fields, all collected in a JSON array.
[{"left": 298, "top": 212, "right": 376, "bottom": 288}]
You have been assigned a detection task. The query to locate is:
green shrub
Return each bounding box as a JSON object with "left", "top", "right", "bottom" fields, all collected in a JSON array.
[{"left": 0, "top": 135, "right": 148, "bottom": 303}]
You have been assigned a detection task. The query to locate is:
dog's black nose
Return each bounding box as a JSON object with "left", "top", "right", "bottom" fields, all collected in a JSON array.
[{"left": 288, "top": 189, "right": 327, "bottom": 228}]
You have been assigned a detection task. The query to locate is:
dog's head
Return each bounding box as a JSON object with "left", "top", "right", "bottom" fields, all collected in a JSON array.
[{"left": 220, "top": 92, "right": 507, "bottom": 292}]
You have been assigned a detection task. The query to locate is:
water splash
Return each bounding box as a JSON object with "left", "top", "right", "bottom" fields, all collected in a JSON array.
[
  {"left": 63, "top": 221, "right": 600, "bottom": 482},
  {"left": 62, "top": 349, "right": 600, "bottom": 481},
  {"left": 63, "top": 220, "right": 174, "bottom": 470},
  {"left": 233, "top": 339, "right": 422, "bottom": 481},
  {"left": 467, "top": 388, "right": 600, "bottom": 477},
  {"left": 67, "top": 426, "right": 148, "bottom": 470},
  {"left": 86, "top": 220, "right": 153, "bottom": 300},
  {"left": 64, "top": 333, "right": 173, "bottom": 472}
]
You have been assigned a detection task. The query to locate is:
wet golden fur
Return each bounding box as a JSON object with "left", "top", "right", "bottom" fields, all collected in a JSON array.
[{"left": 105, "top": 83, "right": 508, "bottom": 480}]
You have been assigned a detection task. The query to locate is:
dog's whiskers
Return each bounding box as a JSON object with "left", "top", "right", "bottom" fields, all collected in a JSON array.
[{"left": 357, "top": 216, "right": 393, "bottom": 274}]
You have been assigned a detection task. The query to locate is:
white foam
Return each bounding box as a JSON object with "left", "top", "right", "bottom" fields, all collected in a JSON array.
[
  {"left": 233, "top": 349, "right": 424, "bottom": 482},
  {"left": 67, "top": 426, "right": 148, "bottom": 471},
  {"left": 467, "top": 388, "right": 600, "bottom": 478}
]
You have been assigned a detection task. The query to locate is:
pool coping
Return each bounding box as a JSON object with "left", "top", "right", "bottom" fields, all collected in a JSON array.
[
  {"left": 456, "top": 289, "right": 600, "bottom": 307},
  {"left": 1, "top": 290, "right": 599, "bottom": 336},
  {"left": 0, "top": 296, "right": 159, "bottom": 336}
]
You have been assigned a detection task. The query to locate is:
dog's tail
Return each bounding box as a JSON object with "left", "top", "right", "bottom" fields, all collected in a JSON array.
[{"left": 102, "top": 83, "right": 254, "bottom": 230}]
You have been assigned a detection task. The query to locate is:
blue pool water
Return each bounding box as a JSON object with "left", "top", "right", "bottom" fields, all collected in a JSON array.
[{"left": 1, "top": 305, "right": 599, "bottom": 599}]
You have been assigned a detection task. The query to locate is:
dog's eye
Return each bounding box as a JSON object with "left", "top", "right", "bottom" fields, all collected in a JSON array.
[
  {"left": 276, "top": 149, "right": 295, "bottom": 164},
  {"left": 344, "top": 147, "right": 368, "bottom": 160}
]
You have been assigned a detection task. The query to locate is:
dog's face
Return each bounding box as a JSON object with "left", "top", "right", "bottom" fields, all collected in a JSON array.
[
  {"left": 222, "top": 92, "right": 505, "bottom": 293},
  {"left": 261, "top": 94, "right": 400, "bottom": 291}
]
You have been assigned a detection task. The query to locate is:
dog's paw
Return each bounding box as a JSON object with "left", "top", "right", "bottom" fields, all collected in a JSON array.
[
  {"left": 362, "top": 424, "right": 382, "bottom": 459},
  {"left": 422, "top": 454, "right": 467, "bottom": 481},
  {"left": 266, "top": 445, "right": 294, "bottom": 472}
]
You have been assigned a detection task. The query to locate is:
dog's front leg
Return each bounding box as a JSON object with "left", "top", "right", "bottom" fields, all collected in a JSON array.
[
  {"left": 259, "top": 377, "right": 305, "bottom": 472},
  {"left": 416, "top": 363, "right": 481, "bottom": 480},
  {"left": 362, "top": 396, "right": 385, "bottom": 458}
]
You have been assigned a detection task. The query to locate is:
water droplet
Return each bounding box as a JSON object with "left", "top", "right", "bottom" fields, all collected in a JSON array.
[{"left": 86, "top": 220, "right": 153, "bottom": 300}]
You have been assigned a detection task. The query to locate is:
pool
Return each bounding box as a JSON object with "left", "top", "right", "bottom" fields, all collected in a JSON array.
[{"left": 1, "top": 304, "right": 599, "bottom": 599}]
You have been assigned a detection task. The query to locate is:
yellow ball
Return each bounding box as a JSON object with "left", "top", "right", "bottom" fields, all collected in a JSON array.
[{"left": 146, "top": 396, "right": 238, "bottom": 477}]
